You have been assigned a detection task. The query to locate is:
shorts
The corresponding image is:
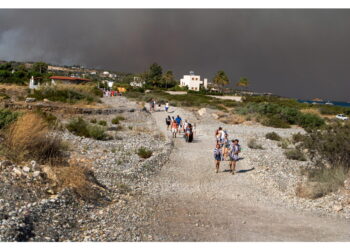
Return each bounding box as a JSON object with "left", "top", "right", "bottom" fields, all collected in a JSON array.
[
  {"left": 171, "top": 128, "right": 177, "bottom": 133},
  {"left": 165, "top": 107, "right": 169, "bottom": 111},
  {"left": 214, "top": 154, "right": 222, "bottom": 161},
  {"left": 229, "top": 154, "right": 239, "bottom": 161}
]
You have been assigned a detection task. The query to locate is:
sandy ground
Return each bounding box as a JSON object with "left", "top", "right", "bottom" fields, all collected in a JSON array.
[
  {"left": 208, "top": 95, "right": 242, "bottom": 102},
  {"left": 144, "top": 105, "right": 350, "bottom": 241}
]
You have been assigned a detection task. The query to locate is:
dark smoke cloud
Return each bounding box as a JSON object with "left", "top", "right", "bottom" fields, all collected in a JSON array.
[{"left": 1, "top": 9, "right": 350, "bottom": 101}]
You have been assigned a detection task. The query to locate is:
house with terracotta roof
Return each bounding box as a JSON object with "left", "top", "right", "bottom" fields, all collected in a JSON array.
[{"left": 49, "top": 76, "right": 90, "bottom": 85}]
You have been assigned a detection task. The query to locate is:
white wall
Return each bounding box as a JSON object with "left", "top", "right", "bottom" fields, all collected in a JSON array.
[{"left": 180, "top": 74, "right": 203, "bottom": 91}]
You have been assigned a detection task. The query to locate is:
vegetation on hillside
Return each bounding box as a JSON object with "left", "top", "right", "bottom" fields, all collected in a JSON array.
[
  {"left": 0, "top": 112, "right": 67, "bottom": 164},
  {"left": 28, "top": 84, "right": 102, "bottom": 104},
  {"left": 0, "top": 61, "right": 51, "bottom": 84},
  {"left": 66, "top": 117, "right": 107, "bottom": 140}
]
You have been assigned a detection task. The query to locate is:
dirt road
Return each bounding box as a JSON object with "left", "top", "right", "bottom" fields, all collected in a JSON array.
[{"left": 145, "top": 105, "right": 350, "bottom": 241}]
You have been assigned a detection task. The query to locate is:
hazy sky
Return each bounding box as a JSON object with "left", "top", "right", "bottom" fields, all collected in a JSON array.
[{"left": 1, "top": 9, "right": 350, "bottom": 101}]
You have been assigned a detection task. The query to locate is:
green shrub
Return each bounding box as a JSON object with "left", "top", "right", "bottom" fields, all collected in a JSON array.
[
  {"left": 300, "top": 122, "right": 350, "bottom": 169},
  {"left": 278, "top": 138, "right": 291, "bottom": 149},
  {"left": 112, "top": 115, "right": 125, "bottom": 125},
  {"left": 137, "top": 147, "right": 153, "bottom": 159},
  {"left": 90, "top": 118, "right": 97, "bottom": 123},
  {"left": 66, "top": 117, "right": 107, "bottom": 140},
  {"left": 261, "top": 116, "right": 291, "bottom": 128},
  {"left": 284, "top": 148, "right": 306, "bottom": 161},
  {"left": 29, "top": 85, "right": 99, "bottom": 104},
  {"left": 265, "top": 132, "right": 281, "bottom": 141},
  {"left": 87, "top": 125, "right": 107, "bottom": 140},
  {"left": 292, "top": 132, "right": 306, "bottom": 143},
  {"left": 98, "top": 120, "right": 107, "bottom": 126},
  {"left": 248, "top": 139, "right": 264, "bottom": 149},
  {"left": 66, "top": 117, "right": 90, "bottom": 137},
  {"left": 0, "top": 109, "right": 19, "bottom": 129},
  {"left": 297, "top": 113, "right": 325, "bottom": 130}
]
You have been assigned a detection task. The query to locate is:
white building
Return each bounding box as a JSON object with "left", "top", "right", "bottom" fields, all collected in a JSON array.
[
  {"left": 130, "top": 76, "right": 145, "bottom": 87},
  {"left": 180, "top": 71, "right": 208, "bottom": 91},
  {"left": 29, "top": 76, "right": 40, "bottom": 89}
]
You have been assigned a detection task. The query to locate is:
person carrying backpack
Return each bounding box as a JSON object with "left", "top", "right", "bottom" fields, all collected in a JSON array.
[
  {"left": 214, "top": 143, "right": 222, "bottom": 173},
  {"left": 229, "top": 139, "right": 241, "bottom": 175},
  {"left": 165, "top": 116, "right": 171, "bottom": 130}
]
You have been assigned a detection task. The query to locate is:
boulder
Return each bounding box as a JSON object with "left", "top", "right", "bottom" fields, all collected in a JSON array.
[
  {"left": 25, "top": 97, "right": 36, "bottom": 103},
  {"left": 197, "top": 108, "right": 206, "bottom": 116},
  {"left": 33, "top": 171, "right": 40, "bottom": 178},
  {"left": 344, "top": 178, "right": 350, "bottom": 191},
  {"left": 212, "top": 113, "right": 219, "bottom": 119},
  {"left": 333, "top": 204, "right": 343, "bottom": 212},
  {"left": 22, "top": 166, "right": 30, "bottom": 173},
  {"left": 12, "top": 167, "right": 22, "bottom": 177}
]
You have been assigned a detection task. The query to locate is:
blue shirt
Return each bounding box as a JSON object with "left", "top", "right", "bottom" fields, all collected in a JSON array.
[{"left": 175, "top": 117, "right": 182, "bottom": 125}]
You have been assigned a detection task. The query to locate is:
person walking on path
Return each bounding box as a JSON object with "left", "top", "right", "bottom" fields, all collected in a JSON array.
[
  {"left": 215, "top": 127, "right": 224, "bottom": 144},
  {"left": 165, "top": 115, "right": 171, "bottom": 130},
  {"left": 165, "top": 102, "right": 169, "bottom": 112},
  {"left": 222, "top": 133, "right": 231, "bottom": 161},
  {"left": 229, "top": 139, "right": 241, "bottom": 175},
  {"left": 175, "top": 115, "right": 182, "bottom": 134},
  {"left": 171, "top": 118, "right": 178, "bottom": 138},
  {"left": 214, "top": 143, "right": 222, "bottom": 173}
]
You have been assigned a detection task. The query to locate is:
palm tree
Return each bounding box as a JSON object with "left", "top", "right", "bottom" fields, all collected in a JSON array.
[
  {"left": 236, "top": 77, "right": 249, "bottom": 92},
  {"left": 213, "top": 70, "right": 229, "bottom": 93}
]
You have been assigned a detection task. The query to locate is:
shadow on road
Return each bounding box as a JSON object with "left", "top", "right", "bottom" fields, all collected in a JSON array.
[{"left": 236, "top": 167, "right": 255, "bottom": 173}]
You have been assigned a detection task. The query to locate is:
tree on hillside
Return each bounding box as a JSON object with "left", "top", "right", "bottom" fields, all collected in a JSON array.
[
  {"left": 236, "top": 77, "right": 249, "bottom": 91},
  {"left": 32, "top": 62, "right": 48, "bottom": 74},
  {"left": 162, "top": 70, "right": 175, "bottom": 88},
  {"left": 147, "top": 63, "right": 163, "bottom": 86},
  {"left": 213, "top": 70, "right": 229, "bottom": 92}
]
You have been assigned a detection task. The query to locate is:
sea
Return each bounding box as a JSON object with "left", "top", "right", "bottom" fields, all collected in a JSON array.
[{"left": 298, "top": 100, "right": 350, "bottom": 108}]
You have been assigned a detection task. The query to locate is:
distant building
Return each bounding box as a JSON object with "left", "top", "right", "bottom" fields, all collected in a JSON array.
[
  {"left": 29, "top": 76, "right": 42, "bottom": 89},
  {"left": 180, "top": 71, "right": 208, "bottom": 91},
  {"left": 130, "top": 76, "right": 145, "bottom": 87},
  {"left": 50, "top": 76, "right": 90, "bottom": 84}
]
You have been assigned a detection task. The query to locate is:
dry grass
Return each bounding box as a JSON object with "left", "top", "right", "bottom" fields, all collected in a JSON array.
[
  {"left": 53, "top": 165, "right": 104, "bottom": 201},
  {"left": 300, "top": 108, "right": 321, "bottom": 116},
  {"left": 296, "top": 166, "right": 348, "bottom": 199},
  {"left": 3, "top": 112, "right": 66, "bottom": 164},
  {"left": 219, "top": 114, "right": 246, "bottom": 125}
]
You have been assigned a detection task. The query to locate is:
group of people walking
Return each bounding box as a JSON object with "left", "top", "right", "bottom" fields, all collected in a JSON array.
[
  {"left": 214, "top": 127, "right": 241, "bottom": 174},
  {"left": 166, "top": 115, "right": 195, "bottom": 142},
  {"left": 149, "top": 99, "right": 169, "bottom": 113}
]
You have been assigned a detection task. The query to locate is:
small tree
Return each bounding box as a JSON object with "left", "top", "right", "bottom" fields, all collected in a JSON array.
[
  {"left": 32, "top": 62, "right": 48, "bottom": 74},
  {"left": 213, "top": 70, "right": 229, "bottom": 93},
  {"left": 147, "top": 63, "right": 163, "bottom": 86},
  {"left": 162, "top": 70, "right": 175, "bottom": 88},
  {"left": 236, "top": 77, "right": 249, "bottom": 92}
]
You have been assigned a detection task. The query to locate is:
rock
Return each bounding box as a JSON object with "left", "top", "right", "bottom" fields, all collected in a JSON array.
[
  {"left": 212, "top": 113, "right": 219, "bottom": 119},
  {"left": 333, "top": 204, "right": 343, "bottom": 212},
  {"left": 33, "top": 171, "right": 40, "bottom": 178},
  {"left": 25, "top": 97, "right": 36, "bottom": 103},
  {"left": 22, "top": 166, "right": 30, "bottom": 173},
  {"left": 0, "top": 160, "right": 13, "bottom": 168},
  {"left": 30, "top": 160, "right": 38, "bottom": 170},
  {"left": 12, "top": 167, "right": 22, "bottom": 176},
  {"left": 197, "top": 108, "right": 206, "bottom": 116},
  {"left": 344, "top": 178, "right": 350, "bottom": 191},
  {"left": 43, "top": 98, "right": 49, "bottom": 102}
]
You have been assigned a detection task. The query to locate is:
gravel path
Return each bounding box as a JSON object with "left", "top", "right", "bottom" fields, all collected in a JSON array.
[{"left": 144, "top": 105, "right": 350, "bottom": 241}]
